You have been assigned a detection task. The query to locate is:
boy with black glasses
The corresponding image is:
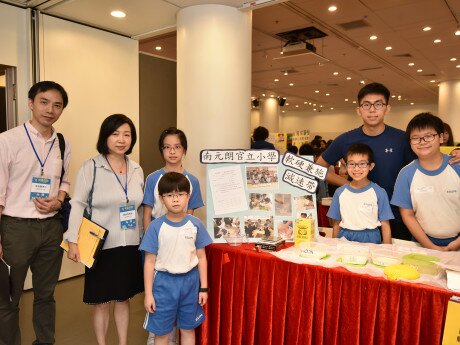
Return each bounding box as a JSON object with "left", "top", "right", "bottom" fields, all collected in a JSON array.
[
  {"left": 327, "top": 143, "right": 393, "bottom": 244},
  {"left": 391, "top": 113, "right": 460, "bottom": 251}
]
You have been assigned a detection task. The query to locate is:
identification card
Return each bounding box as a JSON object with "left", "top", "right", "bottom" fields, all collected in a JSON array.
[
  {"left": 30, "top": 176, "right": 51, "bottom": 200},
  {"left": 119, "top": 203, "right": 136, "bottom": 230}
]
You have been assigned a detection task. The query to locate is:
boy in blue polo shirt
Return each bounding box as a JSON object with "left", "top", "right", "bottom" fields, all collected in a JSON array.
[
  {"left": 140, "top": 172, "right": 212, "bottom": 345},
  {"left": 391, "top": 113, "right": 460, "bottom": 251},
  {"left": 327, "top": 143, "right": 393, "bottom": 244}
]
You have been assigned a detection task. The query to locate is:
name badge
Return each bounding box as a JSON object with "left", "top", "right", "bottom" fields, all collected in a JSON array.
[
  {"left": 30, "top": 176, "right": 51, "bottom": 200},
  {"left": 119, "top": 203, "right": 136, "bottom": 230}
]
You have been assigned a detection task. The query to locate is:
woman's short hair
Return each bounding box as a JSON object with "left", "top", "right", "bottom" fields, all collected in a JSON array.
[
  {"left": 158, "top": 127, "right": 188, "bottom": 155},
  {"left": 96, "top": 114, "right": 137, "bottom": 155}
]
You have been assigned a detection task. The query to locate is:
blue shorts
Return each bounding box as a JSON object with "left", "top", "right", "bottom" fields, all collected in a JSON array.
[
  {"left": 412, "top": 234, "right": 459, "bottom": 247},
  {"left": 338, "top": 228, "right": 381, "bottom": 244},
  {"left": 143, "top": 267, "right": 205, "bottom": 336}
]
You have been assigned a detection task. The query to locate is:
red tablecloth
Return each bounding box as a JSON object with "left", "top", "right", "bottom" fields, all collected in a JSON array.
[{"left": 197, "top": 244, "right": 459, "bottom": 345}]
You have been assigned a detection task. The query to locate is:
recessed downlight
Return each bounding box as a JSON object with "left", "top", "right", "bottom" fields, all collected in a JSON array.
[
  {"left": 274, "top": 78, "right": 279, "bottom": 82},
  {"left": 289, "top": 83, "right": 294, "bottom": 86},
  {"left": 315, "top": 90, "right": 319, "bottom": 93},
  {"left": 433, "top": 39, "right": 441, "bottom": 43},
  {"left": 450, "top": 58, "right": 457, "bottom": 61},
  {"left": 417, "top": 69, "right": 423, "bottom": 72},
  {"left": 408, "top": 62, "right": 415, "bottom": 66},
  {"left": 346, "top": 77, "right": 351, "bottom": 80},
  {"left": 345, "top": 98, "right": 348, "bottom": 101},
  {"left": 155, "top": 46, "right": 162, "bottom": 51},
  {"left": 333, "top": 72, "right": 339, "bottom": 75},
  {"left": 423, "top": 26, "right": 431, "bottom": 31},
  {"left": 111, "top": 10, "right": 126, "bottom": 18},
  {"left": 328, "top": 5, "right": 337, "bottom": 12},
  {"left": 370, "top": 35, "right": 377, "bottom": 40},
  {"left": 410, "top": 102, "right": 414, "bottom": 105},
  {"left": 326, "top": 93, "right": 330, "bottom": 96},
  {"left": 430, "top": 80, "right": 436, "bottom": 83},
  {"left": 385, "top": 46, "right": 392, "bottom": 51}
]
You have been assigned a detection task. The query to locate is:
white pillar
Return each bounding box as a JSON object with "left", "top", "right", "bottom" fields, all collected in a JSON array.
[
  {"left": 438, "top": 80, "right": 460, "bottom": 142},
  {"left": 260, "top": 97, "right": 280, "bottom": 132},
  {"left": 177, "top": 5, "right": 252, "bottom": 217}
]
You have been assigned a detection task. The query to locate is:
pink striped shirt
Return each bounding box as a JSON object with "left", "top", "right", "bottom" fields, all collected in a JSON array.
[{"left": 0, "top": 121, "right": 71, "bottom": 218}]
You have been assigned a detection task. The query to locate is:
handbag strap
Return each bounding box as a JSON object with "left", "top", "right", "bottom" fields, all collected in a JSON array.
[
  {"left": 57, "top": 133, "right": 65, "bottom": 185},
  {"left": 87, "top": 159, "right": 96, "bottom": 218}
]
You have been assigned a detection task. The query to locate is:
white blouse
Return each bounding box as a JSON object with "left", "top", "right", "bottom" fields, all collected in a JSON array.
[{"left": 64, "top": 154, "right": 144, "bottom": 250}]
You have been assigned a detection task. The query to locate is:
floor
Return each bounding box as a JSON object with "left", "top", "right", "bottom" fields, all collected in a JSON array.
[{"left": 19, "top": 276, "right": 149, "bottom": 345}]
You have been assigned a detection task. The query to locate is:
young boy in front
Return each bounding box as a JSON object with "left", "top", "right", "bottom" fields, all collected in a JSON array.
[
  {"left": 140, "top": 172, "right": 212, "bottom": 345},
  {"left": 327, "top": 143, "right": 393, "bottom": 244},
  {"left": 391, "top": 113, "right": 460, "bottom": 251}
]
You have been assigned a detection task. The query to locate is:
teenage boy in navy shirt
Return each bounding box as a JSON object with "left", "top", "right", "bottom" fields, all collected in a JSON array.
[
  {"left": 391, "top": 113, "right": 460, "bottom": 251},
  {"left": 140, "top": 172, "right": 212, "bottom": 345}
]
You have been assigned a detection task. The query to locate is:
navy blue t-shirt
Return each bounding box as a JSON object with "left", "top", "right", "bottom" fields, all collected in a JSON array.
[{"left": 322, "top": 125, "right": 416, "bottom": 199}]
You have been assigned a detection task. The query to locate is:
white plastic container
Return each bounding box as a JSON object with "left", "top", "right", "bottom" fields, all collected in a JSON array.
[
  {"left": 371, "top": 249, "right": 402, "bottom": 267},
  {"left": 224, "top": 235, "right": 247, "bottom": 247},
  {"left": 340, "top": 245, "right": 369, "bottom": 265},
  {"left": 299, "top": 242, "right": 330, "bottom": 259}
]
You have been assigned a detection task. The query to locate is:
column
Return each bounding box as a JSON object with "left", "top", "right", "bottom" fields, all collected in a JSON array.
[
  {"left": 176, "top": 4, "right": 252, "bottom": 217},
  {"left": 260, "top": 97, "right": 280, "bottom": 132},
  {"left": 438, "top": 80, "right": 460, "bottom": 142}
]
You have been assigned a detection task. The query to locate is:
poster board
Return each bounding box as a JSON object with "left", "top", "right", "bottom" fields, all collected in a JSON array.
[{"left": 201, "top": 150, "right": 328, "bottom": 242}]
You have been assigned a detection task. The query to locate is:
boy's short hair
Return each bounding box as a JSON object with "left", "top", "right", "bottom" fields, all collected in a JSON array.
[
  {"left": 406, "top": 112, "right": 445, "bottom": 137},
  {"left": 299, "top": 143, "right": 314, "bottom": 155},
  {"left": 252, "top": 126, "right": 269, "bottom": 141},
  {"left": 357, "top": 82, "right": 390, "bottom": 104},
  {"left": 158, "top": 127, "right": 188, "bottom": 155},
  {"left": 28, "top": 81, "right": 69, "bottom": 108},
  {"left": 158, "top": 172, "right": 191, "bottom": 195},
  {"left": 97, "top": 114, "right": 137, "bottom": 155},
  {"left": 346, "top": 143, "right": 375, "bottom": 163}
]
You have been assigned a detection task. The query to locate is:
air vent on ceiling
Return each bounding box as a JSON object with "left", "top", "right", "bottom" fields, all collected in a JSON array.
[
  {"left": 338, "top": 20, "right": 370, "bottom": 30},
  {"left": 326, "top": 83, "right": 340, "bottom": 87},
  {"left": 282, "top": 68, "right": 299, "bottom": 74},
  {"left": 392, "top": 53, "right": 413, "bottom": 58},
  {"left": 421, "top": 74, "right": 436, "bottom": 77},
  {"left": 359, "top": 66, "right": 382, "bottom": 71}
]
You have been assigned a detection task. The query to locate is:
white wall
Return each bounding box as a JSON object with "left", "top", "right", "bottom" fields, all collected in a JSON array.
[
  {"left": 22, "top": 14, "right": 140, "bottom": 288},
  {"left": 0, "top": 4, "right": 31, "bottom": 123},
  {"left": 280, "top": 103, "right": 438, "bottom": 141}
]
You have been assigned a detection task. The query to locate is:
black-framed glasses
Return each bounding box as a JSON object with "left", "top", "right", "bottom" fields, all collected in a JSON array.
[
  {"left": 359, "top": 101, "right": 387, "bottom": 110},
  {"left": 409, "top": 133, "right": 439, "bottom": 145},
  {"left": 346, "top": 161, "right": 370, "bottom": 169},
  {"left": 162, "top": 144, "right": 183, "bottom": 152},
  {"left": 162, "top": 192, "right": 188, "bottom": 199}
]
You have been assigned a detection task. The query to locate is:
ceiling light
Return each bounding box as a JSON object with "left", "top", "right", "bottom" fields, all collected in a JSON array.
[
  {"left": 262, "top": 93, "right": 265, "bottom": 97},
  {"left": 282, "top": 110, "right": 285, "bottom": 113},
  {"left": 385, "top": 46, "right": 392, "bottom": 51},
  {"left": 286, "top": 103, "right": 290, "bottom": 106},
  {"left": 370, "top": 35, "right": 378, "bottom": 40},
  {"left": 352, "top": 101, "right": 357, "bottom": 104},
  {"left": 433, "top": 39, "right": 441, "bottom": 43},
  {"left": 333, "top": 72, "right": 339, "bottom": 75},
  {"left": 280, "top": 51, "right": 284, "bottom": 55},
  {"left": 111, "top": 10, "right": 126, "bottom": 18},
  {"left": 457, "top": 65, "right": 460, "bottom": 68},
  {"left": 304, "top": 101, "right": 308, "bottom": 104},
  {"left": 345, "top": 98, "right": 348, "bottom": 101},
  {"left": 423, "top": 26, "right": 431, "bottom": 32},
  {"left": 391, "top": 95, "right": 396, "bottom": 98},
  {"left": 309, "top": 102, "right": 311, "bottom": 105},
  {"left": 295, "top": 105, "right": 299, "bottom": 108},
  {"left": 315, "top": 90, "right": 319, "bottom": 93},
  {"left": 320, "top": 105, "right": 323, "bottom": 108},
  {"left": 330, "top": 107, "right": 334, "bottom": 110},
  {"left": 410, "top": 102, "right": 414, "bottom": 105},
  {"left": 313, "top": 104, "right": 316, "bottom": 106},
  {"left": 155, "top": 46, "right": 162, "bottom": 51},
  {"left": 289, "top": 83, "right": 294, "bottom": 86},
  {"left": 270, "top": 94, "right": 274, "bottom": 97},
  {"left": 417, "top": 69, "right": 423, "bottom": 72},
  {"left": 455, "top": 28, "right": 460, "bottom": 36},
  {"left": 408, "top": 62, "right": 415, "bottom": 66},
  {"left": 284, "top": 71, "right": 288, "bottom": 76},
  {"left": 328, "top": 5, "right": 337, "bottom": 12},
  {"left": 346, "top": 77, "right": 351, "bottom": 80},
  {"left": 313, "top": 109, "right": 317, "bottom": 111},
  {"left": 326, "top": 93, "right": 330, "bottom": 96},
  {"left": 430, "top": 80, "right": 436, "bottom": 83},
  {"left": 360, "top": 80, "right": 365, "bottom": 84},
  {"left": 274, "top": 78, "right": 279, "bottom": 82},
  {"left": 450, "top": 58, "right": 457, "bottom": 61}
]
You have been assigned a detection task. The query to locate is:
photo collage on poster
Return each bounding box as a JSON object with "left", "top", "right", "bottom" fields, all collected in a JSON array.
[{"left": 206, "top": 161, "right": 319, "bottom": 242}]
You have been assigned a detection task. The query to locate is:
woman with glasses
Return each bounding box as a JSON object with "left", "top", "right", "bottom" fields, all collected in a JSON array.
[
  {"left": 64, "top": 114, "right": 144, "bottom": 345},
  {"left": 142, "top": 127, "right": 204, "bottom": 345}
]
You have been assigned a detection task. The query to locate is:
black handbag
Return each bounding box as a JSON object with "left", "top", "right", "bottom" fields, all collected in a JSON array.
[{"left": 57, "top": 133, "right": 71, "bottom": 230}]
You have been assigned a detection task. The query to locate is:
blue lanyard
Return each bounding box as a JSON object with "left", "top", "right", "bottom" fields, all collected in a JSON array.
[
  {"left": 24, "top": 123, "right": 56, "bottom": 176},
  {"left": 104, "top": 155, "right": 129, "bottom": 203}
]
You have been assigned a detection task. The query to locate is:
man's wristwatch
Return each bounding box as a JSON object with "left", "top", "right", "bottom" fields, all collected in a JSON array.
[{"left": 199, "top": 287, "right": 208, "bottom": 293}]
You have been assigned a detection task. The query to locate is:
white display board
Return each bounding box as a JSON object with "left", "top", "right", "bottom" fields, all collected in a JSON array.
[{"left": 202, "top": 150, "right": 327, "bottom": 242}]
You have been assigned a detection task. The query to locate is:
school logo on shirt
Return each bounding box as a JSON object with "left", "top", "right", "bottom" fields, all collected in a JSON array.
[{"left": 385, "top": 148, "right": 393, "bottom": 153}]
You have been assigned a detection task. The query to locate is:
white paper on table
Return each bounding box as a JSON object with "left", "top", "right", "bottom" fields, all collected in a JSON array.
[{"left": 208, "top": 165, "right": 248, "bottom": 216}]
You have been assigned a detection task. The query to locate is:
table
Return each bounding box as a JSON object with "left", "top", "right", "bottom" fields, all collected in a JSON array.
[{"left": 197, "top": 244, "right": 459, "bottom": 345}]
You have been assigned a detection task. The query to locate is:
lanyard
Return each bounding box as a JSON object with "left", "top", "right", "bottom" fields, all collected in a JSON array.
[
  {"left": 24, "top": 123, "right": 56, "bottom": 176},
  {"left": 105, "top": 155, "right": 129, "bottom": 203}
]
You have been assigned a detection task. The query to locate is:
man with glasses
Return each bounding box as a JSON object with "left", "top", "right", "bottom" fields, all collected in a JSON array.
[
  {"left": 317, "top": 82, "right": 416, "bottom": 240},
  {"left": 391, "top": 113, "right": 460, "bottom": 251}
]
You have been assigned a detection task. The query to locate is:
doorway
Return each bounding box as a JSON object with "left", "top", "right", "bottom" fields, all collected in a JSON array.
[{"left": 0, "top": 64, "right": 18, "bottom": 133}]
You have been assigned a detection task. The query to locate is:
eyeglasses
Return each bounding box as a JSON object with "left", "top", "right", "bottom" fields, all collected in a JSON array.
[
  {"left": 162, "top": 144, "right": 183, "bottom": 152},
  {"left": 162, "top": 192, "right": 188, "bottom": 199},
  {"left": 359, "top": 101, "right": 387, "bottom": 110},
  {"left": 346, "top": 161, "right": 370, "bottom": 169},
  {"left": 409, "top": 133, "right": 439, "bottom": 145}
]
